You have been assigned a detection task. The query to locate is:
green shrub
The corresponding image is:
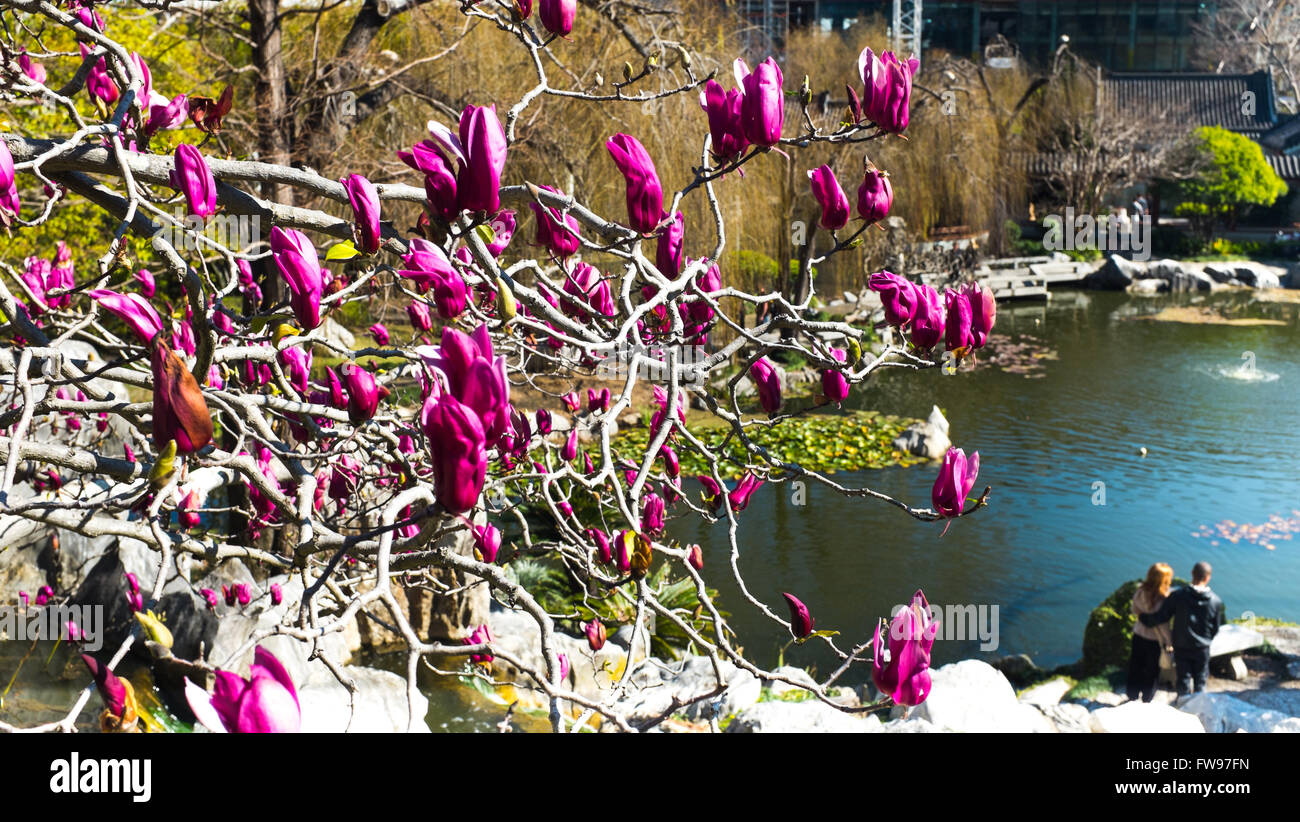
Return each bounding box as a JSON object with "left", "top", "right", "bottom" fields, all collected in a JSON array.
[{"left": 1081, "top": 577, "right": 1187, "bottom": 675}]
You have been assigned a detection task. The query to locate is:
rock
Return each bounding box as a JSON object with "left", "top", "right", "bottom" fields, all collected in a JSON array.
[
  {"left": 1040, "top": 702, "right": 1092, "bottom": 733},
  {"left": 1202, "top": 263, "right": 1237, "bottom": 284},
  {"left": 616, "top": 655, "right": 761, "bottom": 724},
  {"left": 911, "top": 660, "right": 1050, "bottom": 732},
  {"left": 297, "top": 664, "right": 431, "bottom": 733},
  {"left": 1210, "top": 623, "right": 1265, "bottom": 657},
  {"left": 1089, "top": 701, "right": 1205, "bottom": 733},
  {"left": 1128, "top": 278, "right": 1168, "bottom": 295},
  {"left": 877, "top": 717, "right": 943, "bottom": 733},
  {"left": 726, "top": 700, "right": 880, "bottom": 733},
  {"left": 1084, "top": 255, "right": 1144, "bottom": 289},
  {"left": 1145, "top": 258, "right": 1185, "bottom": 281},
  {"left": 487, "top": 605, "right": 626, "bottom": 707},
  {"left": 768, "top": 665, "right": 818, "bottom": 699},
  {"left": 1179, "top": 692, "right": 1300, "bottom": 733},
  {"left": 990, "top": 653, "right": 1037, "bottom": 684},
  {"left": 1203, "top": 263, "right": 1281, "bottom": 288},
  {"left": 1288, "top": 659, "right": 1300, "bottom": 681},
  {"left": 1018, "top": 677, "right": 1073, "bottom": 708},
  {"left": 843, "top": 291, "right": 858, "bottom": 303},
  {"left": 892, "top": 405, "right": 951, "bottom": 460},
  {"left": 1168, "top": 267, "right": 1214, "bottom": 293},
  {"left": 1090, "top": 691, "right": 1127, "bottom": 707}
]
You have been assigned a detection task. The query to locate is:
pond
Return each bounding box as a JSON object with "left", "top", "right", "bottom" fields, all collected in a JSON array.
[{"left": 675, "top": 288, "right": 1300, "bottom": 675}]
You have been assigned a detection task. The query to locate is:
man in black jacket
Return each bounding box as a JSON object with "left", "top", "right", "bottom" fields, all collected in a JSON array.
[{"left": 1139, "top": 562, "right": 1225, "bottom": 696}]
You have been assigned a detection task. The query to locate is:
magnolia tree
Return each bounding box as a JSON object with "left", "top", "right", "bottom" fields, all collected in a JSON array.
[{"left": 0, "top": 0, "right": 994, "bottom": 733}]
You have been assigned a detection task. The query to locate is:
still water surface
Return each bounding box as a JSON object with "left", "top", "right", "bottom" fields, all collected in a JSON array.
[{"left": 677, "top": 289, "right": 1300, "bottom": 675}]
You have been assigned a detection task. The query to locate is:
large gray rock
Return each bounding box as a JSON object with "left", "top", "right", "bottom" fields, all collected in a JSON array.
[
  {"left": 1145, "top": 258, "right": 1185, "bottom": 281},
  {"left": 726, "top": 700, "right": 880, "bottom": 733},
  {"left": 1204, "top": 263, "right": 1281, "bottom": 288},
  {"left": 911, "top": 659, "right": 1054, "bottom": 732},
  {"left": 1089, "top": 701, "right": 1205, "bottom": 733},
  {"left": 892, "top": 405, "right": 951, "bottom": 460},
  {"left": 768, "top": 665, "right": 818, "bottom": 699},
  {"left": 1128, "top": 278, "right": 1168, "bottom": 296},
  {"left": 616, "top": 655, "right": 761, "bottom": 723},
  {"left": 1018, "top": 677, "right": 1073, "bottom": 708},
  {"left": 1178, "top": 692, "right": 1300, "bottom": 733},
  {"left": 1040, "top": 702, "right": 1093, "bottom": 733},
  {"left": 1085, "top": 255, "right": 1144, "bottom": 289},
  {"left": 1168, "top": 267, "right": 1215, "bottom": 293},
  {"left": 297, "top": 664, "right": 431, "bottom": 733}
]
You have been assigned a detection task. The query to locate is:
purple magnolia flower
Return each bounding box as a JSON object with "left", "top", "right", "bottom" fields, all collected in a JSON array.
[
  {"left": 426, "top": 325, "right": 510, "bottom": 441},
  {"left": 562, "top": 428, "right": 579, "bottom": 462},
  {"left": 528, "top": 185, "right": 582, "bottom": 259},
  {"left": 872, "top": 589, "right": 937, "bottom": 706},
  {"left": 606, "top": 133, "right": 664, "bottom": 234},
  {"left": 0, "top": 140, "right": 19, "bottom": 225},
  {"left": 341, "top": 174, "right": 382, "bottom": 255},
  {"left": 859, "top": 48, "right": 919, "bottom": 134},
  {"left": 473, "top": 523, "right": 502, "bottom": 563},
  {"left": 79, "top": 44, "right": 118, "bottom": 106},
  {"left": 170, "top": 144, "right": 217, "bottom": 219},
  {"left": 91, "top": 289, "right": 164, "bottom": 344},
  {"left": 427, "top": 105, "right": 509, "bottom": 215},
  {"left": 561, "top": 262, "right": 614, "bottom": 320},
  {"left": 699, "top": 79, "right": 749, "bottom": 165},
  {"left": 235, "top": 583, "right": 252, "bottom": 606},
  {"left": 808, "top": 165, "right": 850, "bottom": 231},
  {"left": 821, "top": 348, "right": 849, "bottom": 406},
  {"left": 400, "top": 238, "right": 466, "bottom": 319},
  {"left": 368, "top": 323, "right": 391, "bottom": 347},
  {"left": 964, "top": 282, "right": 996, "bottom": 348},
  {"left": 727, "top": 472, "right": 764, "bottom": 512},
  {"left": 750, "top": 356, "right": 781, "bottom": 414},
  {"left": 686, "top": 543, "right": 704, "bottom": 571},
  {"left": 185, "top": 646, "right": 302, "bottom": 733},
  {"left": 270, "top": 227, "right": 324, "bottom": 330},
  {"left": 18, "top": 51, "right": 46, "bottom": 84},
  {"left": 133, "top": 268, "right": 156, "bottom": 298},
  {"left": 944, "top": 288, "right": 975, "bottom": 353},
  {"left": 585, "top": 619, "right": 606, "bottom": 651},
  {"left": 178, "top": 489, "right": 200, "bottom": 529},
  {"left": 400, "top": 141, "right": 459, "bottom": 223},
  {"left": 698, "top": 475, "right": 724, "bottom": 512},
  {"left": 656, "top": 211, "right": 686, "bottom": 278},
  {"left": 932, "top": 446, "right": 979, "bottom": 518},
  {"left": 463, "top": 624, "right": 494, "bottom": 664},
  {"left": 736, "top": 57, "right": 785, "bottom": 148},
  {"left": 421, "top": 394, "right": 488, "bottom": 514},
  {"left": 659, "top": 444, "right": 680, "bottom": 478},
  {"left": 534, "top": 407, "right": 553, "bottom": 436},
  {"left": 782, "top": 592, "right": 814, "bottom": 639},
  {"left": 82, "top": 654, "right": 130, "bottom": 720},
  {"left": 200, "top": 588, "right": 219, "bottom": 611},
  {"left": 561, "top": 391, "right": 581, "bottom": 413},
  {"left": 145, "top": 93, "right": 189, "bottom": 137},
  {"left": 857, "top": 167, "right": 893, "bottom": 224},
  {"left": 641, "top": 492, "right": 666, "bottom": 535},
  {"left": 487, "top": 210, "right": 517, "bottom": 256},
  {"left": 270, "top": 582, "right": 283, "bottom": 606},
  {"left": 587, "top": 388, "right": 610, "bottom": 414},
  {"left": 340, "top": 361, "right": 388, "bottom": 424},
  {"left": 868, "top": 271, "right": 919, "bottom": 328},
  {"left": 539, "top": 0, "right": 576, "bottom": 36},
  {"left": 407, "top": 300, "right": 433, "bottom": 333},
  {"left": 910, "top": 283, "right": 945, "bottom": 351}
]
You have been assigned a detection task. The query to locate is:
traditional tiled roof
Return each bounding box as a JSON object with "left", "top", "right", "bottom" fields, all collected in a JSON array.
[
  {"left": 1103, "top": 71, "right": 1277, "bottom": 134},
  {"left": 1267, "top": 153, "right": 1300, "bottom": 180},
  {"left": 1259, "top": 115, "right": 1300, "bottom": 154}
]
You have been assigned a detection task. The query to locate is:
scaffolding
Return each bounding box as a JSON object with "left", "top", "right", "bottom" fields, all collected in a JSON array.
[
  {"left": 892, "top": 0, "right": 922, "bottom": 64},
  {"left": 738, "top": 0, "right": 790, "bottom": 53}
]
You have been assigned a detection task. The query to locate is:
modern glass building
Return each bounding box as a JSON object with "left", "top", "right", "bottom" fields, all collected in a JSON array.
[{"left": 805, "top": 1, "right": 1220, "bottom": 71}]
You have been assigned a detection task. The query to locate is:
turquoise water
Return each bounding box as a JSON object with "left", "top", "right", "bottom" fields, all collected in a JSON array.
[{"left": 675, "top": 289, "right": 1300, "bottom": 674}]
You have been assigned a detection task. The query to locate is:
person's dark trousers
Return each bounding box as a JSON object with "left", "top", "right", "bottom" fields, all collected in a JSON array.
[
  {"left": 1173, "top": 647, "right": 1211, "bottom": 695},
  {"left": 1126, "top": 635, "right": 1161, "bottom": 702}
]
